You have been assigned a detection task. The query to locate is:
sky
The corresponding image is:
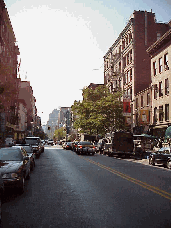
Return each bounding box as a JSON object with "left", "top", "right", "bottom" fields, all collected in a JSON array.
[{"left": 4, "top": 0, "right": 171, "bottom": 124}]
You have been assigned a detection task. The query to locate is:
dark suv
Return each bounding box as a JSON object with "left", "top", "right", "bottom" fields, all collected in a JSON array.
[{"left": 25, "top": 137, "right": 42, "bottom": 158}]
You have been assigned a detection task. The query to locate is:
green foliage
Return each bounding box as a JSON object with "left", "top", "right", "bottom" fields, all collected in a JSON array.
[
  {"left": 71, "top": 85, "right": 125, "bottom": 136},
  {"left": 54, "top": 127, "right": 65, "bottom": 140}
]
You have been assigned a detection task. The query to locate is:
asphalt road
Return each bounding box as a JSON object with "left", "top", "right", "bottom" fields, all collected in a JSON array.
[{"left": 2, "top": 145, "right": 171, "bottom": 228}]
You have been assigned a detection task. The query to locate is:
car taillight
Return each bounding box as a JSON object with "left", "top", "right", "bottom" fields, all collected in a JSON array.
[{"left": 79, "top": 146, "right": 82, "bottom": 149}]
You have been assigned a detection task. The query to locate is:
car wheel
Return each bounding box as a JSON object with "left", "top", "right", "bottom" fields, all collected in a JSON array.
[
  {"left": 166, "top": 160, "right": 171, "bottom": 169},
  {"left": 26, "top": 168, "right": 30, "bottom": 180},
  {"left": 149, "top": 157, "right": 152, "bottom": 165},
  {"left": 152, "top": 160, "right": 155, "bottom": 166},
  {"left": 18, "top": 176, "right": 25, "bottom": 194}
]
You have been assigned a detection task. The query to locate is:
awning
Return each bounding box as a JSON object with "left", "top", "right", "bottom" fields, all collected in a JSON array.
[{"left": 165, "top": 126, "right": 171, "bottom": 138}]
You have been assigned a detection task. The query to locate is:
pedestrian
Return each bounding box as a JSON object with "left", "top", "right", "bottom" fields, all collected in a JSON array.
[{"left": 159, "top": 138, "right": 163, "bottom": 148}]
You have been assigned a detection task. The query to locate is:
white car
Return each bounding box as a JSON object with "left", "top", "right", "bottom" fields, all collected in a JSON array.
[{"left": 5, "top": 137, "right": 15, "bottom": 146}]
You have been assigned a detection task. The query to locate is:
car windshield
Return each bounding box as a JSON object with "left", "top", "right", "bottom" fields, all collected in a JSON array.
[
  {"left": 25, "top": 138, "right": 40, "bottom": 145},
  {"left": 79, "top": 141, "right": 93, "bottom": 145},
  {"left": 158, "top": 147, "right": 170, "bottom": 154},
  {"left": 0, "top": 148, "right": 23, "bottom": 161},
  {"left": 22, "top": 147, "right": 33, "bottom": 153}
]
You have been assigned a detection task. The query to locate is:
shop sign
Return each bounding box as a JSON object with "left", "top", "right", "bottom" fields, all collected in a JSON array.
[
  {"left": 123, "top": 98, "right": 131, "bottom": 116},
  {"left": 139, "top": 110, "right": 149, "bottom": 124}
]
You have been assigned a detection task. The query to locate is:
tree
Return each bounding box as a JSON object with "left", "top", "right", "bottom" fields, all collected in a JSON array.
[
  {"left": 71, "top": 85, "right": 125, "bottom": 136},
  {"left": 54, "top": 127, "right": 65, "bottom": 141}
]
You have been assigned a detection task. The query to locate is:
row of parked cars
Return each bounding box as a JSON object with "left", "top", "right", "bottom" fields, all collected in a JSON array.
[
  {"left": 61, "top": 139, "right": 171, "bottom": 169},
  {"left": 62, "top": 141, "right": 97, "bottom": 155},
  {"left": 0, "top": 136, "right": 45, "bottom": 196}
]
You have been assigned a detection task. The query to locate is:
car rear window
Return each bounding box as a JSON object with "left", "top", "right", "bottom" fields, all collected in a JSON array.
[
  {"left": 0, "top": 148, "right": 23, "bottom": 161},
  {"left": 79, "top": 141, "right": 93, "bottom": 145}
]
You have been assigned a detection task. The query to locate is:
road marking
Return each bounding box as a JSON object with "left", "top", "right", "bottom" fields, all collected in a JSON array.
[{"left": 80, "top": 157, "right": 171, "bottom": 201}]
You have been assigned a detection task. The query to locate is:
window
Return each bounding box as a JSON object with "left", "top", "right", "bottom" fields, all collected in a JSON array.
[
  {"left": 154, "top": 107, "right": 157, "bottom": 123},
  {"left": 159, "top": 106, "right": 163, "bottom": 122},
  {"left": 147, "top": 93, "right": 150, "bottom": 106},
  {"left": 126, "top": 37, "right": 128, "bottom": 46},
  {"left": 127, "top": 89, "right": 130, "bottom": 98},
  {"left": 159, "top": 58, "right": 162, "bottom": 73},
  {"left": 123, "top": 74, "right": 126, "bottom": 84},
  {"left": 123, "top": 57, "right": 126, "bottom": 68},
  {"left": 130, "top": 68, "right": 132, "bottom": 81},
  {"left": 129, "top": 33, "right": 132, "bottom": 43},
  {"left": 127, "top": 54, "right": 129, "bottom": 65},
  {"left": 127, "top": 70, "right": 130, "bottom": 83},
  {"left": 159, "top": 81, "right": 163, "bottom": 97},
  {"left": 119, "top": 62, "right": 121, "bottom": 72},
  {"left": 130, "top": 88, "right": 132, "bottom": 101},
  {"left": 136, "top": 98, "right": 138, "bottom": 109},
  {"left": 154, "top": 84, "right": 158, "bottom": 99},
  {"left": 119, "top": 45, "right": 121, "bottom": 53},
  {"left": 165, "top": 104, "right": 169, "bottom": 121},
  {"left": 141, "top": 96, "right": 143, "bottom": 107},
  {"left": 153, "top": 61, "right": 157, "bottom": 76},
  {"left": 165, "top": 78, "right": 169, "bottom": 95},
  {"left": 157, "top": 32, "right": 161, "bottom": 40},
  {"left": 130, "top": 50, "right": 132, "bottom": 63},
  {"left": 164, "top": 53, "right": 169, "bottom": 70},
  {"left": 122, "top": 40, "right": 125, "bottom": 49}
]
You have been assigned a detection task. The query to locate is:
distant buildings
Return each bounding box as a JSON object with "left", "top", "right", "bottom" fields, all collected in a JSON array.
[{"left": 45, "top": 109, "right": 59, "bottom": 138}]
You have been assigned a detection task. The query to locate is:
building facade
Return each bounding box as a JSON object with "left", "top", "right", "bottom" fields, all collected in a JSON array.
[
  {"left": 0, "top": 0, "right": 20, "bottom": 142},
  {"left": 134, "top": 87, "right": 152, "bottom": 134},
  {"left": 104, "top": 10, "right": 170, "bottom": 132},
  {"left": 147, "top": 28, "right": 171, "bottom": 137},
  {"left": 18, "top": 80, "right": 36, "bottom": 137}
]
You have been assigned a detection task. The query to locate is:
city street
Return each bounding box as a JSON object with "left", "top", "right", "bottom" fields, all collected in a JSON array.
[{"left": 2, "top": 145, "right": 171, "bottom": 228}]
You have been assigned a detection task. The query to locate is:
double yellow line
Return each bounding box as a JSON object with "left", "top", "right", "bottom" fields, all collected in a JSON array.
[{"left": 81, "top": 157, "right": 171, "bottom": 201}]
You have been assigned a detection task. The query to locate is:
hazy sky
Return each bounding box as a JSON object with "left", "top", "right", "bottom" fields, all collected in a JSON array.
[{"left": 5, "top": 0, "right": 171, "bottom": 124}]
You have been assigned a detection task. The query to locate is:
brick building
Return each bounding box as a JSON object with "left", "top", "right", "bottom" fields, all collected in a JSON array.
[
  {"left": 0, "top": 0, "right": 20, "bottom": 141},
  {"left": 104, "top": 10, "right": 170, "bottom": 131},
  {"left": 147, "top": 28, "right": 171, "bottom": 137}
]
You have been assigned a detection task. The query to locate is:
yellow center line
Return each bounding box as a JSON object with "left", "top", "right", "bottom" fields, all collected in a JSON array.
[{"left": 79, "top": 156, "right": 171, "bottom": 201}]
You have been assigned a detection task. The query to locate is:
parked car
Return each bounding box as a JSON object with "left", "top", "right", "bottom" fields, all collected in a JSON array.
[
  {"left": 62, "top": 142, "right": 67, "bottom": 149},
  {"left": 65, "top": 142, "right": 73, "bottom": 150},
  {"left": 0, "top": 172, "right": 4, "bottom": 198},
  {"left": 25, "top": 137, "right": 42, "bottom": 158},
  {"left": 48, "top": 139, "right": 54, "bottom": 146},
  {"left": 71, "top": 141, "right": 79, "bottom": 152},
  {"left": 149, "top": 147, "right": 171, "bottom": 168},
  {"left": 14, "top": 144, "right": 36, "bottom": 171},
  {"left": 0, "top": 146, "right": 30, "bottom": 193},
  {"left": 76, "top": 141, "right": 95, "bottom": 155},
  {"left": 5, "top": 137, "right": 15, "bottom": 146},
  {"left": 39, "top": 141, "right": 45, "bottom": 153}
]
